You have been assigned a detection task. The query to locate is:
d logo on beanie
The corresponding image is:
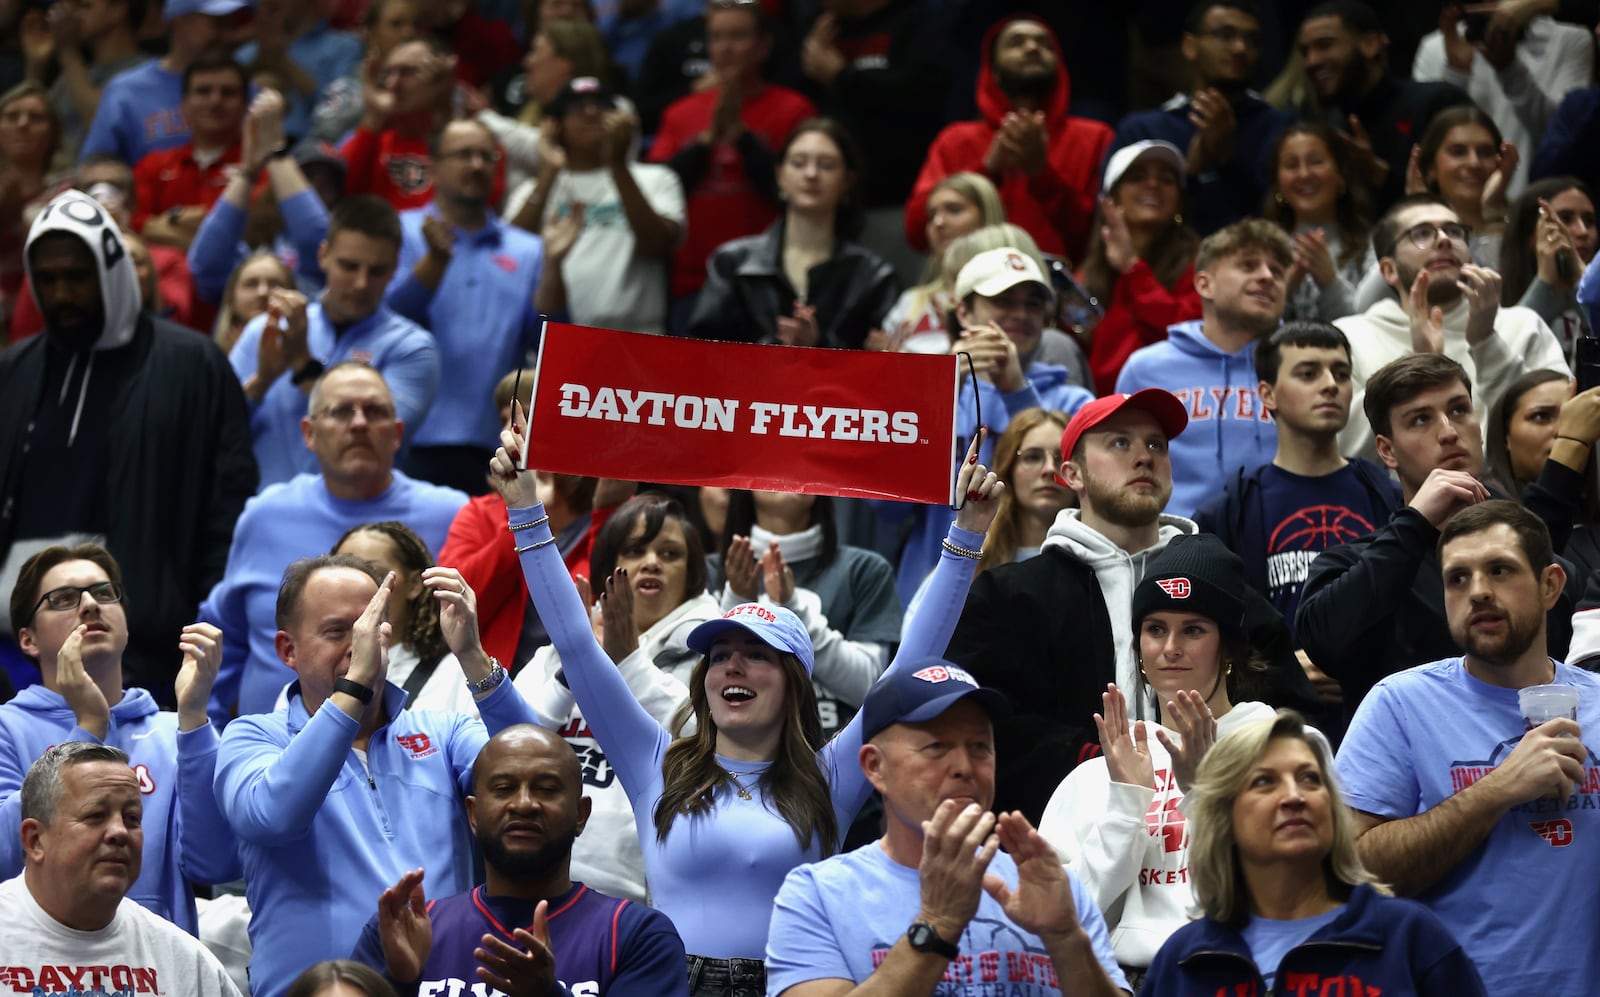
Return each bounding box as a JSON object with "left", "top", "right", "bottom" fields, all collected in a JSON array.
[{"left": 1156, "top": 577, "right": 1191, "bottom": 598}]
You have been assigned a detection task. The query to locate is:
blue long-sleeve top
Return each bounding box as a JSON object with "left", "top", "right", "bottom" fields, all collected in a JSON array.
[
  {"left": 198, "top": 471, "right": 467, "bottom": 724},
  {"left": 510, "top": 502, "right": 983, "bottom": 960},
  {"left": 188, "top": 189, "right": 330, "bottom": 304},
  {"left": 956, "top": 358, "right": 1094, "bottom": 467},
  {"left": 230, "top": 300, "right": 440, "bottom": 488},
  {"left": 214, "top": 677, "right": 535, "bottom": 997},
  {"left": 385, "top": 206, "right": 544, "bottom": 449},
  {"left": 0, "top": 685, "right": 240, "bottom": 935},
  {"left": 1580, "top": 244, "right": 1600, "bottom": 336}
]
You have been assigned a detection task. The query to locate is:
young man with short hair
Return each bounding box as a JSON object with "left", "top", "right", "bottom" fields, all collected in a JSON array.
[
  {"left": 1335, "top": 195, "right": 1568, "bottom": 460},
  {"left": 132, "top": 53, "right": 248, "bottom": 248},
  {"left": 1115, "top": 217, "right": 1291, "bottom": 518},
  {"left": 1195, "top": 320, "right": 1399, "bottom": 640}
]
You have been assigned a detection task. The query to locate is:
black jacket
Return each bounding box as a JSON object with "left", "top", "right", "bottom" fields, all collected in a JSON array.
[
  {"left": 0, "top": 316, "right": 258, "bottom": 701},
  {"left": 685, "top": 220, "right": 900, "bottom": 350},
  {"left": 945, "top": 544, "right": 1323, "bottom": 823}
]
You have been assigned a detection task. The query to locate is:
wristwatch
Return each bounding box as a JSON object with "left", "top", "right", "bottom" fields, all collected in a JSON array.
[
  {"left": 466, "top": 659, "right": 506, "bottom": 695},
  {"left": 906, "top": 921, "right": 959, "bottom": 959},
  {"left": 291, "top": 359, "right": 325, "bottom": 386},
  {"left": 333, "top": 677, "right": 375, "bottom": 704}
]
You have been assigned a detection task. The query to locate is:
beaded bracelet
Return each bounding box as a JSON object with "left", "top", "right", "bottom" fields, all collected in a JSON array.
[
  {"left": 941, "top": 538, "right": 983, "bottom": 560},
  {"left": 508, "top": 515, "right": 550, "bottom": 532}
]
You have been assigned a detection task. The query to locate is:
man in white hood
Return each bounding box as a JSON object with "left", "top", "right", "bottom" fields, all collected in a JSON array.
[
  {"left": 0, "top": 190, "right": 256, "bottom": 702},
  {"left": 1336, "top": 193, "right": 1568, "bottom": 460},
  {"left": 946, "top": 388, "right": 1322, "bottom": 821}
]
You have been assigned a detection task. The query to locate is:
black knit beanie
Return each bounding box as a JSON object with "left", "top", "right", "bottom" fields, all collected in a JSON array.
[{"left": 1131, "top": 533, "right": 1248, "bottom": 640}]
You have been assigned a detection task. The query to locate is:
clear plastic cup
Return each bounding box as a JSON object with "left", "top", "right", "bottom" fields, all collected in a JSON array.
[{"left": 1519, "top": 684, "right": 1579, "bottom": 731}]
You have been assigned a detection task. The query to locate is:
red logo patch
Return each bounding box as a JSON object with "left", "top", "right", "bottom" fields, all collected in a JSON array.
[
  {"left": 912, "top": 665, "right": 951, "bottom": 682},
  {"left": 397, "top": 733, "right": 437, "bottom": 758},
  {"left": 1155, "top": 577, "right": 1191, "bottom": 598},
  {"left": 1006, "top": 252, "right": 1026, "bottom": 272},
  {"left": 494, "top": 254, "right": 517, "bottom": 273},
  {"left": 1532, "top": 818, "right": 1574, "bottom": 846},
  {"left": 133, "top": 764, "right": 155, "bottom": 795}
]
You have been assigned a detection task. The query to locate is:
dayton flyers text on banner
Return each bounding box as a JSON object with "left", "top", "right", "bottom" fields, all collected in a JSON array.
[{"left": 526, "top": 323, "right": 962, "bottom": 503}]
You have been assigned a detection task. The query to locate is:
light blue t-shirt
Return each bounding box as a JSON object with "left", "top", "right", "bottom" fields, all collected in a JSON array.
[
  {"left": 1335, "top": 657, "right": 1600, "bottom": 996},
  {"left": 1241, "top": 906, "right": 1344, "bottom": 987},
  {"left": 767, "top": 843, "right": 1129, "bottom": 995}
]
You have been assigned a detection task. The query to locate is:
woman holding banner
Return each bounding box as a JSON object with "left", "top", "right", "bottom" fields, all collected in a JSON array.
[
  {"left": 685, "top": 118, "right": 900, "bottom": 350},
  {"left": 490, "top": 422, "right": 1001, "bottom": 994}
]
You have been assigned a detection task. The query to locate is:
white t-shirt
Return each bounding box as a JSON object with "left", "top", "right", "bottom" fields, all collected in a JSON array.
[
  {"left": 511, "top": 163, "right": 685, "bottom": 335},
  {"left": 0, "top": 875, "right": 241, "bottom": 995}
]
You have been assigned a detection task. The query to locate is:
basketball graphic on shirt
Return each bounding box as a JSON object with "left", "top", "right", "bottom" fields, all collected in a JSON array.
[{"left": 1268, "top": 505, "right": 1374, "bottom": 551}]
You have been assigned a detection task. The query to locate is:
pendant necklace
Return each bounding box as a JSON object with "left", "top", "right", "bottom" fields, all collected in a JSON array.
[{"left": 725, "top": 767, "right": 761, "bottom": 800}]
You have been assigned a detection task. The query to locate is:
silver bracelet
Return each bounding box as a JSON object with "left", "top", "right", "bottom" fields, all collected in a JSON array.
[
  {"left": 466, "top": 659, "right": 506, "bottom": 694},
  {"left": 515, "top": 537, "right": 558, "bottom": 553},
  {"left": 941, "top": 538, "right": 983, "bottom": 560},
  {"left": 508, "top": 515, "right": 550, "bottom": 532}
]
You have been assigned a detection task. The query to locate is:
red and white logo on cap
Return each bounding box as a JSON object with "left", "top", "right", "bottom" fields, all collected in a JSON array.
[
  {"left": 1006, "top": 252, "right": 1026, "bottom": 272},
  {"left": 1156, "top": 578, "right": 1191, "bottom": 598},
  {"left": 912, "top": 664, "right": 979, "bottom": 687}
]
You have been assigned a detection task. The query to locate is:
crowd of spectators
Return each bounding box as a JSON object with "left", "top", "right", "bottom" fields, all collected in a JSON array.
[{"left": 4, "top": 0, "right": 1600, "bottom": 992}]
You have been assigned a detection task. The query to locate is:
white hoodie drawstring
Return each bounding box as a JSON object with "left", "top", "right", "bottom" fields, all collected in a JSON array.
[{"left": 62, "top": 350, "right": 94, "bottom": 447}]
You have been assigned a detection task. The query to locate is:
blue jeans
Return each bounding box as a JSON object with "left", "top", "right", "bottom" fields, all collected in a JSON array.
[{"left": 685, "top": 955, "right": 765, "bottom": 997}]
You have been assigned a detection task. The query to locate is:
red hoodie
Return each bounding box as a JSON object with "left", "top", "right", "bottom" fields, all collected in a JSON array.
[{"left": 905, "top": 17, "right": 1111, "bottom": 264}]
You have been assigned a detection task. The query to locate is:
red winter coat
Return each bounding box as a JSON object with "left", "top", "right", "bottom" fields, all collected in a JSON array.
[
  {"left": 905, "top": 17, "right": 1112, "bottom": 263},
  {"left": 1086, "top": 259, "right": 1200, "bottom": 396}
]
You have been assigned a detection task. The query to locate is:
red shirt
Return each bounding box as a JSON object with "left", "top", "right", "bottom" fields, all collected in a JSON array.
[
  {"left": 131, "top": 141, "right": 243, "bottom": 231},
  {"left": 650, "top": 83, "right": 815, "bottom": 298},
  {"left": 341, "top": 125, "right": 505, "bottom": 212}
]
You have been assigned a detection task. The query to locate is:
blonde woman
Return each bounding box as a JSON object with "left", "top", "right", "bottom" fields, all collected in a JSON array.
[
  {"left": 881, "top": 172, "right": 1004, "bottom": 353},
  {"left": 1140, "top": 710, "right": 1485, "bottom": 995}
]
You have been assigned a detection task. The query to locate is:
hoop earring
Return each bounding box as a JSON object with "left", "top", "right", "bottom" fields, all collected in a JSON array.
[
  {"left": 1173, "top": 212, "right": 1184, "bottom": 226},
  {"left": 1274, "top": 192, "right": 1285, "bottom": 205}
]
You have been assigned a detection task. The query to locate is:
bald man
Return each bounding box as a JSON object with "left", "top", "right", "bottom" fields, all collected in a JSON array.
[{"left": 354, "top": 725, "right": 688, "bottom": 995}]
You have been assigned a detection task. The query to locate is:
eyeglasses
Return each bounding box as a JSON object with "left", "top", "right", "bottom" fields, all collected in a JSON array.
[
  {"left": 439, "top": 148, "right": 500, "bottom": 164},
  {"left": 1198, "top": 26, "right": 1263, "bottom": 48},
  {"left": 1400, "top": 221, "right": 1471, "bottom": 250},
  {"left": 28, "top": 581, "right": 123, "bottom": 623},
  {"left": 1016, "top": 447, "right": 1062, "bottom": 468},
  {"left": 316, "top": 403, "right": 396, "bottom": 424}
]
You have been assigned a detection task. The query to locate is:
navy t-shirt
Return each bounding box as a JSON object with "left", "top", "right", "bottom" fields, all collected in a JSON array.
[{"left": 1257, "top": 464, "right": 1390, "bottom": 638}]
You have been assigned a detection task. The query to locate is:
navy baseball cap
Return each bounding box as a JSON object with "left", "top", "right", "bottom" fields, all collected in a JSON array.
[
  {"left": 164, "top": 0, "right": 250, "bottom": 21},
  {"left": 860, "top": 659, "right": 1012, "bottom": 740},
  {"left": 687, "top": 603, "right": 814, "bottom": 675}
]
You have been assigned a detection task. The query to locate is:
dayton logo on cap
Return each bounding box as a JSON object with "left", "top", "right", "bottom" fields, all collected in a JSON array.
[
  {"left": 1006, "top": 252, "right": 1026, "bottom": 272},
  {"left": 912, "top": 664, "right": 979, "bottom": 687},
  {"left": 1156, "top": 578, "right": 1191, "bottom": 598}
]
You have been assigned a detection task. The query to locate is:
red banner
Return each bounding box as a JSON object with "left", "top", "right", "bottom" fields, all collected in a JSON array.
[{"left": 525, "top": 322, "right": 961, "bottom": 504}]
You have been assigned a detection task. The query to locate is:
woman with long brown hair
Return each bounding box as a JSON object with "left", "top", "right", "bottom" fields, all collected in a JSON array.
[{"left": 491, "top": 425, "right": 1002, "bottom": 995}]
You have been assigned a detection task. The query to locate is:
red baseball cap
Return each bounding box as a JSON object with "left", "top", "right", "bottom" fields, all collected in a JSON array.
[{"left": 1058, "top": 389, "right": 1189, "bottom": 473}]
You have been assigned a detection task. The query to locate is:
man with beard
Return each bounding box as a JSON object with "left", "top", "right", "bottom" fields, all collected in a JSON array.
[
  {"left": 1296, "top": 1, "right": 1469, "bottom": 208},
  {"left": 946, "top": 390, "right": 1322, "bottom": 820},
  {"left": 1115, "top": 218, "right": 1293, "bottom": 519},
  {"left": 906, "top": 16, "right": 1112, "bottom": 262},
  {"left": 1334, "top": 500, "right": 1600, "bottom": 996},
  {"left": 351, "top": 726, "right": 687, "bottom": 995},
  {"left": 0, "top": 189, "right": 256, "bottom": 699},
  {"left": 384, "top": 120, "right": 543, "bottom": 495},
  {"left": 1334, "top": 194, "right": 1567, "bottom": 462},
  {"left": 1297, "top": 353, "right": 1580, "bottom": 729},
  {"left": 1110, "top": 1, "right": 1295, "bottom": 235},
  {"left": 214, "top": 554, "right": 537, "bottom": 996}
]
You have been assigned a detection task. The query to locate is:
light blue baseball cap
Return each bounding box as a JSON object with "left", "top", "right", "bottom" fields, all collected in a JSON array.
[{"left": 687, "top": 603, "right": 814, "bottom": 675}]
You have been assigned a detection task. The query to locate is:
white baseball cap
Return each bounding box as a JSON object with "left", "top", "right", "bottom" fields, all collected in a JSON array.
[
  {"left": 954, "top": 247, "right": 1052, "bottom": 302},
  {"left": 1102, "top": 139, "right": 1186, "bottom": 191}
]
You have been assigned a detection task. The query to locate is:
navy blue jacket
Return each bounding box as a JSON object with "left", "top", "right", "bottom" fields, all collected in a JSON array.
[
  {"left": 1110, "top": 93, "right": 1294, "bottom": 236},
  {"left": 1142, "top": 885, "right": 1486, "bottom": 997}
]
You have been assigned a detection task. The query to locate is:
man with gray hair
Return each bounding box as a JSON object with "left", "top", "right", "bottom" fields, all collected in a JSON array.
[{"left": 0, "top": 742, "right": 241, "bottom": 992}]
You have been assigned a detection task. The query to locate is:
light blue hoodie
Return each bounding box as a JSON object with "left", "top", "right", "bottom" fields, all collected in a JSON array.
[
  {"left": 1115, "top": 319, "right": 1276, "bottom": 518},
  {"left": 0, "top": 684, "right": 241, "bottom": 935}
]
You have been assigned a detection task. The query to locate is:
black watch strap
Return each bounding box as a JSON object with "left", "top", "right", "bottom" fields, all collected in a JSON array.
[
  {"left": 906, "top": 921, "right": 959, "bottom": 959},
  {"left": 333, "top": 677, "right": 375, "bottom": 704},
  {"left": 291, "top": 359, "right": 326, "bottom": 386}
]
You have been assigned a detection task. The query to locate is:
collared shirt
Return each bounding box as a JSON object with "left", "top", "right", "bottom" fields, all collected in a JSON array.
[
  {"left": 132, "top": 140, "right": 244, "bottom": 229},
  {"left": 386, "top": 205, "right": 543, "bottom": 448}
]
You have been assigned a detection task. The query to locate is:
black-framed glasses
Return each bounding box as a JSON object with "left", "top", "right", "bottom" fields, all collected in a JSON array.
[
  {"left": 315, "top": 403, "right": 396, "bottom": 425},
  {"left": 1401, "top": 221, "right": 1472, "bottom": 250},
  {"left": 29, "top": 581, "right": 123, "bottom": 623},
  {"left": 1016, "top": 447, "right": 1062, "bottom": 468}
]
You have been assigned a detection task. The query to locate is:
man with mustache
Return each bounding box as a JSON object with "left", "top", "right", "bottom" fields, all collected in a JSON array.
[
  {"left": 198, "top": 361, "right": 466, "bottom": 721},
  {"left": 0, "top": 742, "right": 241, "bottom": 991},
  {"left": 352, "top": 725, "right": 687, "bottom": 995},
  {"left": 1114, "top": 218, "right": 1293, "bottom": 519},
  {"left": 947, "top": 390, "right": 1322, "bottom": 820},
  {"left": 1333, "top": 500, "right": 1600, "bottom": 995},
  {"left": 0, "top": 189, "right": 256, "bottom": 700},
  {"left": 1298, "top": 352, "right": 1582, "bottom": 727},
  {"left": 1335, "top": 194, "right": 1568, "bottom": 462}
]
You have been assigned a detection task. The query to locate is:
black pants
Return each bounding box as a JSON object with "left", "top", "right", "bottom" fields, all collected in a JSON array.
[{"left": 685, "top": 955, "right": 765, "bottom": 997}]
